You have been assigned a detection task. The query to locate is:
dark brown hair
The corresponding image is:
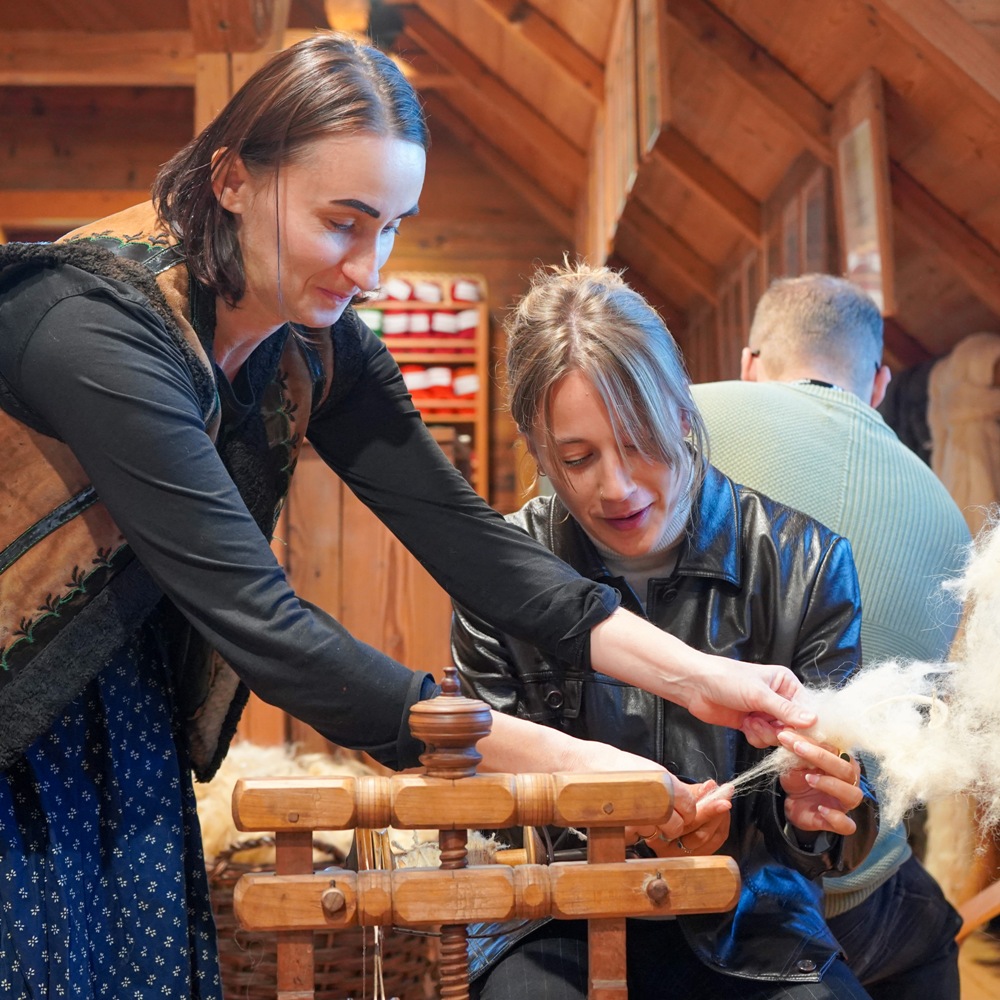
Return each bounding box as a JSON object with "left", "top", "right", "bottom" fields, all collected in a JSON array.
[{"left": 152, "top": 31, "right": 428, "bottom": 305}]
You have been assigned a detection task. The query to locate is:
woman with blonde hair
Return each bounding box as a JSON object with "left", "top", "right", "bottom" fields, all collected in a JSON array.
[{"left": 453, "top": 261, "right": 878, "bottom": 999}]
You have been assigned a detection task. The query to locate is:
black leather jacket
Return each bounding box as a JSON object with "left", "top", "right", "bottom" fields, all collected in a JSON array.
[{"left": 452, "top": 465, "right": 879, "bottom": 985}]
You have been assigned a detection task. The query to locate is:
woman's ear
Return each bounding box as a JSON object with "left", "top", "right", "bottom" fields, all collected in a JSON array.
[{"left": 211, "top": 149, "right": 251, "bottom": 213}]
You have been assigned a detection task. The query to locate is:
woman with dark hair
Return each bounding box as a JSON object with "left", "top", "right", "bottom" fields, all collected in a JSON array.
[
  {"left": 1, "top": 35, "right": 816, "bottom": 996},
  {"left": 453, "top": 261, "right": 879, "bottom": 1000}
]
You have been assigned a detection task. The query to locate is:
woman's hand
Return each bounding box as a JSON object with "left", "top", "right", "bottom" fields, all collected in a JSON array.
[
  {"left": 631, "top": 779, "right": 732, "bottom": 857},
  {"left": 684, "top": 656, "right": 816, "bottom": 735},
  {"left": 590, "top": 609, "right": 817, "bottom": 735},
  {"left": 776, "top": 730, "right": 864, "bottom": 839}
]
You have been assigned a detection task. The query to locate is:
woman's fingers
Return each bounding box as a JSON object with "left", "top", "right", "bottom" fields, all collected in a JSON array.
[
  {"left": 776, "top": 732, "right": 862, "bottom": 799},
  {"left": 741, "top": 714, "right": 781, "bottom": 748},
  {"left": 776, "top": 730, "right": 865, "bottom": 836},
  {"left": 668, "top": 774, "right": 698, "bottom": 822}
]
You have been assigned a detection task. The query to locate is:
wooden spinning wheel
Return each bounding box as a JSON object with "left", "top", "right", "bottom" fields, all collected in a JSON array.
[{"left": 232, "top": 670, "right": 741, "bottom": 999}]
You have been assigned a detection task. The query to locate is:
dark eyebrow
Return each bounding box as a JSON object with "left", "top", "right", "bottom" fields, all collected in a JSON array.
[{"left": 330, "top": 198, "right": 420, "bottom": 220}]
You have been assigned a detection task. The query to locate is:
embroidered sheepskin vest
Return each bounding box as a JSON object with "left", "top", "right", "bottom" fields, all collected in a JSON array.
[{"left": 0, "top": 202, "right": 332, "bottom": 779}]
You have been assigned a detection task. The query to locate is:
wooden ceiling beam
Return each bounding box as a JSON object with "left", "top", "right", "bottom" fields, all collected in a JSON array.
[
  {"left": 614, "top": 223, "right": 711, "bottom": 306},
  {"left": 618, "top": 199, "right": 718, "bottom": 302},
  {"left": 424, "top": 96, "right": 576, "bottom": 239},
  {"left": 473, "top": 0, "right": 604, "bottom": 102},
  {"left": 189, "top": 0, "right": 285, "bottom": 53},
  {"left": 867, "top": 0, "right": 1000, "bottom": 123},
  {"left": 0, "top": 32, "right": 196, "bottom": 86},
  {"left": 652, "top": 128, "right": 762, "bottom": 245},
  {"left": 890, "top": 162, "right": 1000, "bottom": 319},
  {"left": 883, "top": 315, "right": 935, "bottom": 368},
  {"left": 0, "top": 28, "right": 456, "bottom": 90},
  {"left": 402, "top": 7, "right": 587, "bottom": 180},
  {"left": 666, "top": 0, "right": 832, "bottom": 164}
]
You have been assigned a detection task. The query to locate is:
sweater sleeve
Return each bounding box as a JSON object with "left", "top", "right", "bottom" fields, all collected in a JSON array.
[
  {"left": 305, "top": 321, "right": 621, "bottom": 668},
  {"left": 3, "top": 268, "right": 429, "bottom": 768}
]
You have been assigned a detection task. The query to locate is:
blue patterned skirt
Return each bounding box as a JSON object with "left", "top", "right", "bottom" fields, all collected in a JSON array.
[{"left": 0, "top": 632, "right": 223, "bottom": 999}]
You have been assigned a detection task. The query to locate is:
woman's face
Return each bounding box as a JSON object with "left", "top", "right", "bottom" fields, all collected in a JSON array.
[
  {"left": 216, "top": 131, "right": 426, "bottom": 332},
  {"left": 533, "top": 370, "right": 687, "bottom": 559}
]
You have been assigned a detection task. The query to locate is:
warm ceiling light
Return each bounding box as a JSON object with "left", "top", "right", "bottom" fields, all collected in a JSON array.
[{"left": 323, "top": 0, "right": 370, "bottom": 36}]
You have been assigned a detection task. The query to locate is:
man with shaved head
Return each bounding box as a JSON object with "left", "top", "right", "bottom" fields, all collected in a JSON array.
[{"left": 692, "top": 273, "right": 969, "bottom": 1000}]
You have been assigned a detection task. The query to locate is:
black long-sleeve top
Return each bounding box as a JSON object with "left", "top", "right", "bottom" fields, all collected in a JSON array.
[{"left": 0, "top": 259, "right": 619, "bottom": 769}]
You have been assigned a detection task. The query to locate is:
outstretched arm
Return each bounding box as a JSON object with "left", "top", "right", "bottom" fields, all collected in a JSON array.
[{"left": 589, "top": 608, "right": 817, "bottom": 735}]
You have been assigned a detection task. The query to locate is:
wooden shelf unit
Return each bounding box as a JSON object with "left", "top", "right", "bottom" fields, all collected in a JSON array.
[{"left": 358, "top": 271, "right": 491, "bottom": 500}]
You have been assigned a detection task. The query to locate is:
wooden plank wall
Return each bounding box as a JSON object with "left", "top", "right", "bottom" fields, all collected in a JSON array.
[{"left": 387, "top": 117, "right": 572, "bottom": 512}]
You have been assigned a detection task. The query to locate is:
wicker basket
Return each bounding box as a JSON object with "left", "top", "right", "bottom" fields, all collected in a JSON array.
[{"left": 208, "top": 840, "right": 437, "bottom": 1000}]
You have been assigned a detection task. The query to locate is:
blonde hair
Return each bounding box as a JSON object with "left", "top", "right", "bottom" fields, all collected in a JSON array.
[{"left": 505, "top": 260, "right": 708, "bottom": 490}]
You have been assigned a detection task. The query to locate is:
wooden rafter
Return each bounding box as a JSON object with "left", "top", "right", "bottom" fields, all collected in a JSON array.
[
  {"left": 890, "top": 162, "right": 1000, "bottom": 320},
  {"left": 883, "top": 316, "right": 934, "bottom": 368},
  {"left": 423, "top": 95, "right": 575, "bottom": 239},
  {"left": 867, "top": 0, "right": 1000, "bottom": 124},
  {"left": 401, "top": 7, "right": 587, "bottom": 180},
  {"left": 666, "top": 0, "right": 832, "bottom": 164},
  {"left": 619, "top": 198, "right": 718, "bottom": 302},
  {"left": 0, "top": 32, "right": 196, "bottom": 86},
  {"left": 652, "top": 129, "right": 761, "bottom": 244},
  {"left": 473, "top": 0, "right": 604, "bottom": 102},
  {"left": 0, "top": 27, "right": 456, "bottom": 90},
  {"left": 607, "top": 253, "right": 687, "bottom": 334},
  {"left": 189, "top": 0, "right": 284, "bottom": 53},
  {"left": 194, "top": 0, "right": 291, "bottom": 130}
]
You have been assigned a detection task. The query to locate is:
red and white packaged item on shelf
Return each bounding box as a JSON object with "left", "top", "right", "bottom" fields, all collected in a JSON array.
[
  {"left": 408, "top": 311, "right": 431, "bottom": 335},
  {"left": 400, "top": 364, "right": 431, "bottom": 399},
  {"left": 452, "top": 367, "right": 479, "bottom": 398},
  {"left": 424, "top": 366, "right": 454, "bottom": 413},
  {"left": 430, "top": 311, "right": 458, "bottom": 335},
  {"left": 451, "top": 278, "right": 483, "bottom": 302},
  {"left": 382, "top": 276, "right": 414, "bottom": 301},
  {"left": 456, "top": 308, "right": 478, "bottom": 336},
  {"left": 425, "top": 366, "right": 453, "bottom": 396},
  {"left": 413, "top": 279, "right": 443, "bottom": 303},
  {"left": 380, "top": 311, "right": 410, "bottom": 339}
]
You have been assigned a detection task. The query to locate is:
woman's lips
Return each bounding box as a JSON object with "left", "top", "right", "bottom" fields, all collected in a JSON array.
[
  {"left": 317, "top": 287, "right": 353, "bottom": 308},
  {"left": 603, "top": 505, "right": 652, "bottom": 531}
]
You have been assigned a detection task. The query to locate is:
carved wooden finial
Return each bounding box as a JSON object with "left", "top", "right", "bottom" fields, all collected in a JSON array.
[{"left": 408, "top": 666, "right": 493, "bottom": 779}]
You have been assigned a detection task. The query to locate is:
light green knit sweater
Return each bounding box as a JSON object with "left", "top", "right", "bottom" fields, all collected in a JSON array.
[{"left": 692, "top": 380, "right": 971, "bottom": 915}]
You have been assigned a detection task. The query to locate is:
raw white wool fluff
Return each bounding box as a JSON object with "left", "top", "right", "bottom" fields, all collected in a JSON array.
[
  {"left": 721, "top": 516, "right": 1000, "bottom": 831},
  {"left": 194, "top": 741, "right": 375, "bottom": 865},
  {"left": 391, "top": 829, "right": 509, "bottom": 869}
]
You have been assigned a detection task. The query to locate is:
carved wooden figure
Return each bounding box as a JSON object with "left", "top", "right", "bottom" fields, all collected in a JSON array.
[{"left": 232, "top": 669, "right": 740, "bottom": 999}]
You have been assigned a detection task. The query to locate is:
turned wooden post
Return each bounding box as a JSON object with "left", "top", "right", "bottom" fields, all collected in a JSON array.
[{"left": 407, "top": 666, "right": 493, "bottom": 1000}]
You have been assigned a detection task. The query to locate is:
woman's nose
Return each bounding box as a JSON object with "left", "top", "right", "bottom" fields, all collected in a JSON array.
[
  {"left": 342, "top": 242, "right": 381, "bottom": 292},
  {"left": 600, "top": 459, "right": 636, "bottom": 502}
]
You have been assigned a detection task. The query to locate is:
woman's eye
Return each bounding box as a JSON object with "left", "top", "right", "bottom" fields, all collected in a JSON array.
[
  {"left": 562, "top": 454, "right": 591, "bottom": 468},
  {"left": 382, "top": 221, "right": 402, "bottom": 237},
  {"left": 326, "top": 219, "right": 354, "bottom": 233}
]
